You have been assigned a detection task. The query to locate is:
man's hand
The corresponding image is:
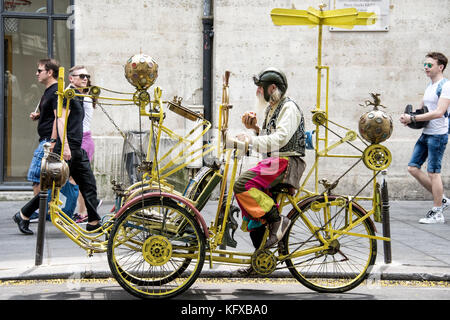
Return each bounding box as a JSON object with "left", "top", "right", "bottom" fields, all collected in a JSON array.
[
  {"left": 241, "top": 112, "right": 259, "bottom": 132},
  {"left": 236, "top": 133, "right": 250, "bottom": 143},
  {"left": 229, "top": 134, "right": 250, "bottom": 154},
  {"left": 63, "top": 146, "right": 71, "bottom": 161},
  {"left": 399, "top": 113, "right": 412, "bottom": 126},
  {"left": 30, "top": 112, "right": 40, "bottom": 121}
]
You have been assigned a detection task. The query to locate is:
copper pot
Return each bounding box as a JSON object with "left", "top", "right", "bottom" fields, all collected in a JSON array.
[{"left": 40, "top": 143, "right": 69, "bottom": 190}]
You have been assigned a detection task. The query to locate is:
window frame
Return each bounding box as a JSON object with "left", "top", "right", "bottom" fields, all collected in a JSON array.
[{"left": 0, "top": 0, "right": 74, "bottom": 189}]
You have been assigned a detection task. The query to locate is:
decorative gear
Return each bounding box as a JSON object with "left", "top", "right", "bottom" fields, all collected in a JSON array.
[
  {"left": 312, "top": 110, "right": 327, "bottom": 126},
  {"left": 142, "top": 235, "right": 172, "bottom": 266},
  {"left": 133, "top": 90, "right": 151, "bottom": 107},
  {"left": 251, "top": 249, "right": 277, "bottom": 275},
  {"left": 64, "top": 88, "right": 75, "bottom": 99},
  {"left": 89, "top": 86, "right": 101, "bottom": 97},
  {"left": 363, "top": 144, "right": 392, "bottom": 171}
]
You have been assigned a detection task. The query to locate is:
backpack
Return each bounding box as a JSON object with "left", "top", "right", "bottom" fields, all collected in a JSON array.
[
  {"left": 437, "top": 78, "right": 448, "bottom": 99},
  {"left": 436, "top": 78, "right": 449, "bottom": 133}
]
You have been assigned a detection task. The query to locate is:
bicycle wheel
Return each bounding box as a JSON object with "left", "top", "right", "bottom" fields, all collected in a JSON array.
[
  {"left": 281, "top": 195, "right": 377, "bottom": 293},
  {"left": 107, "top": 197, "right": 205, "bottom": 299}
]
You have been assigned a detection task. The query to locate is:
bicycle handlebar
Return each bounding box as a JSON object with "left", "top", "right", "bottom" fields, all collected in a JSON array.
[{"left": 225, "top": 137, "right": 249, "bottom": 154}]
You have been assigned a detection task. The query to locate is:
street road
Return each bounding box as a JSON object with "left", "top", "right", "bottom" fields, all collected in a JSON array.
[{"left": 1, "top": 278, "right": 449, "bottom": 300}]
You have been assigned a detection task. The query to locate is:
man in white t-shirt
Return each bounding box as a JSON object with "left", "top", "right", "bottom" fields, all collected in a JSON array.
[{"left": 400, "top": 52, "right": 450, "bottom": 224}]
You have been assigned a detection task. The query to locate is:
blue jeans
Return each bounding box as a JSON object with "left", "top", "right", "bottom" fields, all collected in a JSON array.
[
  {"left": 26, "top": 139, "right": 50, "bottom": 183},
  {"left": 408, "top": 133, "right": 448, "bottom": 173}
]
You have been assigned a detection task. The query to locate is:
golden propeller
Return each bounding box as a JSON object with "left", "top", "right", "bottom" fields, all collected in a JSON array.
[{"left": 270, "top": 5, "right": 377, "bottom": 29}]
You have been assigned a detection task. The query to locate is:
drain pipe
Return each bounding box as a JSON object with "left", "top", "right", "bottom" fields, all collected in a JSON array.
[{"left": 202, "top": 0, "right": 214, "bottom": 125}]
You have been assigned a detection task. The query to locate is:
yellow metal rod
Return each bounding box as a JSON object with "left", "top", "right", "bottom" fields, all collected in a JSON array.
[
  {"left": 214, "top": 149, "right": 232, "bottom": 228},
  {"left": 316, "top": 23, "right": 323, "bottom": 111},
  {"left": 57, "top": 67, "right": 65, "bottom": 118},
  {"left": 217, "top": 150, "right": 240, "bottom": 246},
  {"left": 59, "top": 98, "right": 71, "bottom": 161}
]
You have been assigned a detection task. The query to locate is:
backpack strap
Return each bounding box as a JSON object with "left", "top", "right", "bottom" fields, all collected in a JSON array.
[
  {"left": 436, "top": 78, "right": 448, "bottom": 117},
  {"left": 436, "top": 78, "right": 448, "bottom": 98}
]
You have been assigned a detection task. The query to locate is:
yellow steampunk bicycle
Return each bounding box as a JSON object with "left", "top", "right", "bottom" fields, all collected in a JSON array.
[
  {"left": 105, "top": 5, "right": 392, "bottom": 299},
  {"left": 42, "top": 5, "right": 393, "bottom": 300},
  {"left": 46, "top": 65, "right": 390, "bottom": 299},
  {"left": 104, "top": 68, "right": 391, "bottom": 299}
]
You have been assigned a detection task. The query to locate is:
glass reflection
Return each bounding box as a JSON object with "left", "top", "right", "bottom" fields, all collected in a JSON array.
[{"left": 4, "top": 0, "right": 47, "bottom": 13}]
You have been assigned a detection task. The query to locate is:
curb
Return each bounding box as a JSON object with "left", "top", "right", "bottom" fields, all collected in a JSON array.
[{"left": 2, "top": 268, "right": 449, "bottom": 282}]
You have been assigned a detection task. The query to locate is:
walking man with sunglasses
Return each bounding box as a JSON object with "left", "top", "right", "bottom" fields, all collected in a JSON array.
[
  {"left": 13, "top": 59, "right": 60, "bottom": 235},
  {"left": 54, "top": 65, "right": 102, "bottom": 232},
  {"left": 66, "top": 66, "right": 101, "bottom": 225},
  {"left": 400, "top": 52, "right": 450, "bottom": 224},
  {"left": 27, "top": 59, "right": 60, "bottom": 196}
]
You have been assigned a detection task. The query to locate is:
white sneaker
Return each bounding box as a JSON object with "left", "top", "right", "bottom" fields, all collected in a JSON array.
[
  {"left": 442, "top": 196, "right": 449, "bottom": 212},
  {"left": 419, "top": 208, "right": 445, "bottom": 224},
  {"left": 29, "top": 210, "right": 39, "bottom": 223}
]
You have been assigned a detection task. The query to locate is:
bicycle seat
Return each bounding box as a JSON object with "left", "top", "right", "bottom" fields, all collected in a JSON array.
[{"left": 269, "top": 183, "right": 296, "bottom": 196}]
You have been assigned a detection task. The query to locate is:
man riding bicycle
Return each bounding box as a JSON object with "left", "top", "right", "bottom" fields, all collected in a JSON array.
[{"left": 234, "top": 67, "right": 307, "bottom": 250}]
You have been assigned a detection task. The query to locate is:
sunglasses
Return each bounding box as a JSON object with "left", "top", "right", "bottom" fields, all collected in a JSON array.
[
  {"left": 424, "top": 63, "right": 433, "bottom": 68},
  {"left": 37, "top": 69, "right": 46, "bottom": 74},
  {"left": 72, "top": 74, "right": 91, "bottom": 80}
]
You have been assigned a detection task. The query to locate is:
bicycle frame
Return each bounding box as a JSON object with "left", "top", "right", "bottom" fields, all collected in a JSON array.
[
  {"left": 49, "top": 62, "right": 389, "bottom": 268},
  {"left": 50, "top": 30, "right": 391, "bottom": 270}
]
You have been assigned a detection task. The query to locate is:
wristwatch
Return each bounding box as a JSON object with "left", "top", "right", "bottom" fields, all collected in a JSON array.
[{"left": 50, "top": 138, "right": 57, "bottom": 143}]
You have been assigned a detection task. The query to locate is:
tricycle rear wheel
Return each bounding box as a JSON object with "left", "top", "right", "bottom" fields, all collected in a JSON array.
[{"left": 107, "top": 197, "right": 205, "bottom": 299}]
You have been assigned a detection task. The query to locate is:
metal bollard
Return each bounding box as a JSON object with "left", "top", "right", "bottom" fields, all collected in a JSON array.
[
  {"left": 381, "top": 171, "right": 392, "bottom": 264},
  {"left": 35, "top": 190, "right": 48, "bottom": 266}
]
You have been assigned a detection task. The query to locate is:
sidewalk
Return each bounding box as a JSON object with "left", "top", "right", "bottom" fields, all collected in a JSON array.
[{"left": 1, "top": 199, "right": 449, "bottom": 282}]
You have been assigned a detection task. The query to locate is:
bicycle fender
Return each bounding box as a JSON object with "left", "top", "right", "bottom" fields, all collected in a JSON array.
[{"left": 114, "top": 192, "right": 209, "bottom": 239}]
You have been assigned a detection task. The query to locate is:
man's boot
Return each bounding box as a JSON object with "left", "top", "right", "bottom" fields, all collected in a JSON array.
[
  {"left": 13, "top": 212, "right": 34, "bottom": 235},
  {"left": 263, "top": 207, "right": 291, "bottom": 248}
]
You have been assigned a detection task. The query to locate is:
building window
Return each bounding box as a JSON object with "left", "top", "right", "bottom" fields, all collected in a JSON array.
[{"left": 1, "top": 0, "right": 73, "bottom": 188}]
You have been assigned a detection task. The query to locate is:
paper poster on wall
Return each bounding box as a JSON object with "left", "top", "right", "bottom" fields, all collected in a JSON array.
[{"left": 329, "top": 0, "right": 390, "bottom": 31}]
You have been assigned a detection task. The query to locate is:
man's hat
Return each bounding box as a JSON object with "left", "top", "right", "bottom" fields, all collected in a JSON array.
[{"left": 253, "top": 67, "right": 288, "bottom": 94}]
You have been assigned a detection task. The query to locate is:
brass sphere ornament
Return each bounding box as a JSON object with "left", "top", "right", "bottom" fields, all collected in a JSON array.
[
  {"left": 124, "top": 54, "right": 158, "bottom": 90},
  {"left": 358, "top": 93, "right": 393, "bottom": 144}
]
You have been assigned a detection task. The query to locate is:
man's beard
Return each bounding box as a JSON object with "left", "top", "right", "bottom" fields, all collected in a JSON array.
[
  {"left": 255, "top": 90, "right": 268, "bottom": 116},
  {"left": 255, "top": 87, "right": 283, "bottom": 117}
]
